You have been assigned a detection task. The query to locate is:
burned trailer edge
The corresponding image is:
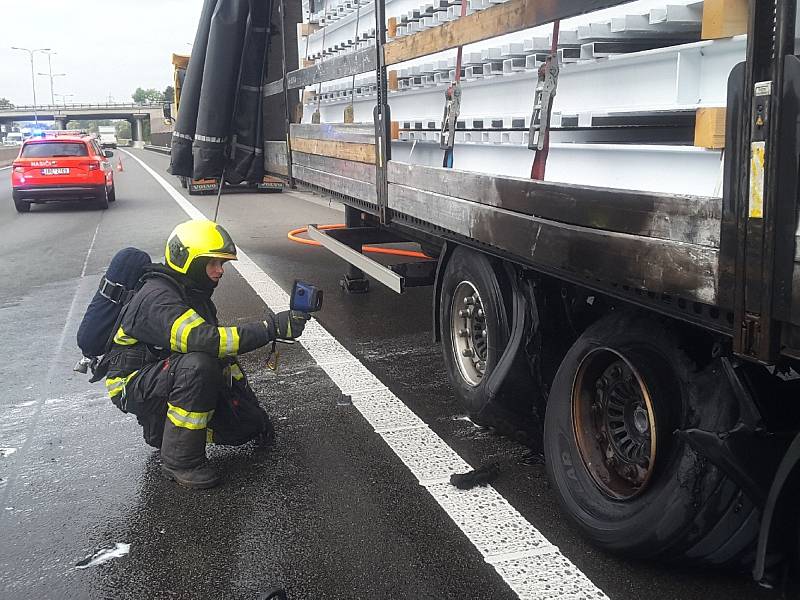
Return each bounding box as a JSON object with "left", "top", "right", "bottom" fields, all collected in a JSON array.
[{"left": 255, "top": 0, "right": 800, "bottom": 582}]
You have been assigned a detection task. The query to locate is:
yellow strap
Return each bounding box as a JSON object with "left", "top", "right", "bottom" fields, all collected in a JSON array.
[
  {"left": 166, "top": 402, "right": 214, "bottom": 430},
  {"left": 105, "top": 370, "right": 139, "bottom": 398},
  {"left": 170, "top": 309, "right": 205, "bottom": 353},
  {"left": 206, "top": 428, "right": 214, "bottom": 443},
  {"left": 113, "top": 326, "right": 138, "bottom": 346},
  {"left": 217, "top": 326, "right": 241, "bottom": 358}
]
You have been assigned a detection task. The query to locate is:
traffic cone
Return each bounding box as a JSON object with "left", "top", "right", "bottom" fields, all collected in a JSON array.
[{"left": 116, "top": 157, "right": 124, "bottom": 172}]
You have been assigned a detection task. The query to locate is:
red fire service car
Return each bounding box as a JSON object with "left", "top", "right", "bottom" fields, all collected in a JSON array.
[{"left": 11, "top": 132, "right": 116, "bottom": 212}]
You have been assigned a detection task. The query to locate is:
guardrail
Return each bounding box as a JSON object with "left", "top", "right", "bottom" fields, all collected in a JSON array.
[{"left": 144, "top": 144, "right": 171, "bottom": 155}]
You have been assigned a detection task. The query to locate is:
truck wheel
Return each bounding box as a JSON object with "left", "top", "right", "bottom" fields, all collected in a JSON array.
[
  {"left": 440, "top": 247, "right": 513, "bottom": 422},
  {"left": 544, "top": 312, "right": 759, "bottom": 566}
]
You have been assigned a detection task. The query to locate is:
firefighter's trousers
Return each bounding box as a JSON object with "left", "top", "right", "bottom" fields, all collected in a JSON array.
[{"left": 124, "top": 352, "right": 270, "bottom": 468}]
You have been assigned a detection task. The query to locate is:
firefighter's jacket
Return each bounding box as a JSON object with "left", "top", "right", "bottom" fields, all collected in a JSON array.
[{"left": 104, "top": 266, "right": 271, "bottom": 410}]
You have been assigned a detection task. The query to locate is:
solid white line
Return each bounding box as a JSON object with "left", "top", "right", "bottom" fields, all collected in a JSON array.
[
  {"left": 0, "top": 165, "right": 12, "bottom": 171},
  {"left": 126, "top": 148, "right": 610, "bottom": 600},
  {"left": 81, "top": 223, "right": 101, "bottom": 278}
]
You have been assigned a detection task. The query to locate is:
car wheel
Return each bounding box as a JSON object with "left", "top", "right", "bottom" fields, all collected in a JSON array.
[
  {"left": 95, "top": 187, "right": 109, "bottom": 210},
  {"left": 14, "top": 199, "right": 31, "bottom": 213},
  {"left": 108, "top": 185, "right": 116, "bottom": 202},
  {"left": 544, "top": 311, "right": 760, "bottom": 566},
  {"left": 181, "top": 177, "right": 188, "bottom": 189}
]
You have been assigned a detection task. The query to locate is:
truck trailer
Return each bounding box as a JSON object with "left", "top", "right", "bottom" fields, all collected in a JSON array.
[{"left": 189, "top": 0, "right": 800, "bottom": 581}]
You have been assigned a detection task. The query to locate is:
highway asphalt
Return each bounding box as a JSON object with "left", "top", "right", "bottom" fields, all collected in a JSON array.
[{"left": 0, "top": 150, "right": 780, "bottom": 599}]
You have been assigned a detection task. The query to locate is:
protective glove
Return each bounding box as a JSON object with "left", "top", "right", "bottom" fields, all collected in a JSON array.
[{"left": 268, "top": 310, "right": 309, "bottom": 341}]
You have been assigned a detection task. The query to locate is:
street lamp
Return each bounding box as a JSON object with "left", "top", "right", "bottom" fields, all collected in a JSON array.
[
  {"left": 38, "top": 50, "right": 65, "bottom": 106},
  {"left": 11, "top": 46, "right": 51, "bottom": 123}
]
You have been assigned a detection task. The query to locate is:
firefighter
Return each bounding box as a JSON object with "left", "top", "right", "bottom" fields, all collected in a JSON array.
[{"left": 103, "top": 219, "right": 308, "bottom": 489}]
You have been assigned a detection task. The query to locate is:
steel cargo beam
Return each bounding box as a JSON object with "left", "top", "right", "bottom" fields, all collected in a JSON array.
[
  {"left": 388, "top": 183, "right": 718, "bottom": 305},
  {"left": 387, "top": 161, "right": 720, "bottom": 247}
]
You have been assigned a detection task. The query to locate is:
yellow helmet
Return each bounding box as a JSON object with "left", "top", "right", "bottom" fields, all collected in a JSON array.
[{"left": 165, "top": 220, "right": 237, "bottom": 274}]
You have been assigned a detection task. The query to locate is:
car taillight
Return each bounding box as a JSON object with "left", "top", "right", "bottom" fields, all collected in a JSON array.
[
  {"left": 12, "top": 164, "right": 24, "bottom": 174},
  {"left": 80, "top": 161, "right": 101, "bottom": 171}
]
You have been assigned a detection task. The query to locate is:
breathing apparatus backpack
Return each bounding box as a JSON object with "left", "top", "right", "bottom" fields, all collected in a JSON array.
[{"left": 76, "top": 247, "right": 152, "bottom": 370}]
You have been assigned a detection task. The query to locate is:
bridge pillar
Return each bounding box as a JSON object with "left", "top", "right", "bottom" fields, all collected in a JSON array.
[
  {"left": 54, "top": 118, "right": 67, "bottom": 130},
  {"left": 132, "top": 116, "right": 146, "bottom": 149}
]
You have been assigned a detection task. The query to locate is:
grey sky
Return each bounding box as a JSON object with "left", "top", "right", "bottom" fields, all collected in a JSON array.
[{"left": 0, "top": 0, "right": 204, "bottom": 105}]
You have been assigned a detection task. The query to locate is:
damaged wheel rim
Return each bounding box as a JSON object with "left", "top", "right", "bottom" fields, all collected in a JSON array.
[
  {"left": 450, "top": 281, "right": 488, "bottom": 386},
  {"left": 572, "top": 347, "right": 657, "bottom": 500}
]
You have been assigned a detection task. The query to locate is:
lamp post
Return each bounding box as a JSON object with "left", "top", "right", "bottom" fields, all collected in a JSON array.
[
  {"left": 38, "top": 51, "right": 65, "bottom": 106},
  {"left": 11, "top": 46, "right": 51, "bottom": 123}
]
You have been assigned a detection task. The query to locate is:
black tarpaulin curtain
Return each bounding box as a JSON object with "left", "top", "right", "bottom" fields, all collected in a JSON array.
[{"left": 170, "top": 0, "right": 274, "bottom": 183}]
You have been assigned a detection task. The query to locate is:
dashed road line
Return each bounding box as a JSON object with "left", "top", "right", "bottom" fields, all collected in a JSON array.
[{"left": 123, "top": 148, "right": 610, "bottom": 600}]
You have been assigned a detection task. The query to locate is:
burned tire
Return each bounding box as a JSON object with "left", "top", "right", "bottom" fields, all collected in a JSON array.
[
  {"left": 544, "top": 312, "right": 759, "bottom": 566},
  {"left": 440, "top": 247, "right": 514, "bottom": 422}
]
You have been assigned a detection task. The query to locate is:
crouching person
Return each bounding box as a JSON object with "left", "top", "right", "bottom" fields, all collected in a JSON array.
[{"left": 102, "top": 219, "right": 308, "bottom": 489}]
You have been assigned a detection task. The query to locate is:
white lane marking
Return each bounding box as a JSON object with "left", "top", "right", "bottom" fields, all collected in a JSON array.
[
  {"left": 81, "top": 223, "right": 101, "bottom": 277},
  {"left": 127, "top": 148, "right": 610, "bottom": 600},
  {"left": 0, "top": 165, "right": 12, "bottom": 171}
]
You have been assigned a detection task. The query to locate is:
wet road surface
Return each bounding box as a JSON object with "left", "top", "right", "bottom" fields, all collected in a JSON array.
[{"left": 0, "top": 151, "right": 779, "bottom": 599}]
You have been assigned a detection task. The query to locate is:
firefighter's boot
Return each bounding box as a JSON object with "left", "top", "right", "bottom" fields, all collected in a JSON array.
[
  {"left": 159, "top": 352, "right": 223, "bottom": 488},
  {"left": 160, "top": 419, "right": 220, "bottom": 488},
  {"left": 161, "top": 461, "right": 220, "bottom": 489}
]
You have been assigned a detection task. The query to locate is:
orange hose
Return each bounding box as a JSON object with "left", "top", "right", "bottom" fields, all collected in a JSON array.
[{"left": 288, "top": 224, "right": 429, "bottom": 259}]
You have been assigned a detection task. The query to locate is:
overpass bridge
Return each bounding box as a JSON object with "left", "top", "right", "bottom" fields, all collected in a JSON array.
[{"left": 0, "top": 103, "right": 169, "bottom": 147}]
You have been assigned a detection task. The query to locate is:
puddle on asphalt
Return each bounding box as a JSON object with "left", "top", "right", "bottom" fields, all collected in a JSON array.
[
  {"left": 0, "top": 448, "right": 17, "bottom": 458},
  {"left": 74, "top": 543, "right": 130, "bottom": 569},
  {"left": 452, "top": 415, "right": 481, "bottom": 427}
]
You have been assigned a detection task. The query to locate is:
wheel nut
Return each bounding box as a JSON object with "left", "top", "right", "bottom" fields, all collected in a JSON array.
[
  {"left": 462, "top": 349, "right": 474, "bottom": 357},
  {"left": 458, "top": 329, "right": 469, "bottom": 337},
  {"left": 476, "top": 309, "right": 484, "bottom": 318},
  {"left": 477, "top": 361, "right": 486, "bottom": 370},
  {"left": 458, "top": 309, "right": 471, "bottom": 318},
  {"left": 481, "top": 329, "right": 487, "bottom": 338},
  {"left": 464, "top": 297, "right": 475, "bottom": 305}
]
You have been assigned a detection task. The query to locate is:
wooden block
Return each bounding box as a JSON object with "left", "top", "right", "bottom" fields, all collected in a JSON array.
[
  {"left": 701, "top": 0, "right": 748, "bottom": 39},
  {"left": 391, "top": 121, "right": 400, "bottom": 140},
  {"left": 694, "top": 107, "right": 727, "bottom": 149},
  {"left": 384, "top": 0, "right": 567, "bottom": 66},
  {"left": 290, "top": 137, "right": 376, "bottom": 164},
  {"left": 303, "top": 57, "right": 316, "bottom": 68},
  {"left": 298, "top": 22, "right": 321, "bottom": 37},
  {"left": 388, "top": 70, "right": 399, "bottom": 91},
  {"left": 388, "top": 17, "right": 398, "bottom": 39}
]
